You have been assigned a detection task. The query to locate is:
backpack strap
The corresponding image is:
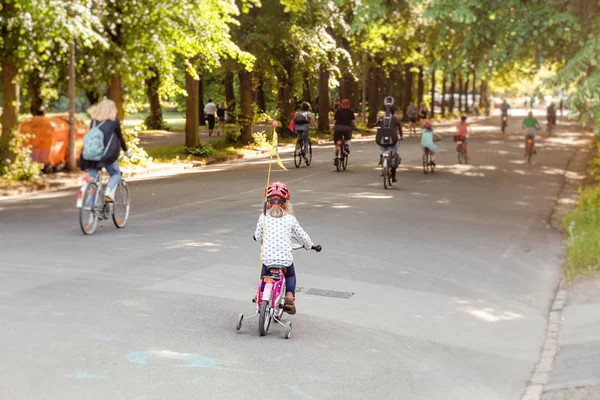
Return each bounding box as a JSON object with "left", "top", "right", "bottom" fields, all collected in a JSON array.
[{"left": 102, "top": 133, "right": 115, "bottom": 157}]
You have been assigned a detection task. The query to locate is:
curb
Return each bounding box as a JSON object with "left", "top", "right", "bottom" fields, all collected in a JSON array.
[
  {"left": 521, "top": 132, "right": 593, "bottom": 400},
  {"left": 521, "top": 284, "right": 569, "bottom": 400}
]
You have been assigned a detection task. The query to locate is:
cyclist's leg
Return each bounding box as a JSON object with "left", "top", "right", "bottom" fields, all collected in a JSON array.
[
  {"left": 86, "top": 168, "right": 99, "bottom": 207},
  {"left": 302, "top": 126, "right": 309, "bottom": 154},
  {"left": 105, "top": 160, "right": 122, "bottom": 200}
]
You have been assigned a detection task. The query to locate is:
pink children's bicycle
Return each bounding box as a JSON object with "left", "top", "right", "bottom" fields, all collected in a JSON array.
[{"left": 236, "top": 241, "right": 321, "bottom": 339}]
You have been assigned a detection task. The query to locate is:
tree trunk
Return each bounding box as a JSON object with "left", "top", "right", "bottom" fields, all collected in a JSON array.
[
  {"left": 402, "top": 63, "right": 414, "bottom": 120},
  {"left": 279, "top": 59, "right": 295, "bottom": 130},
  {"left": 464, "top": 73, "right": 470, "bottom": 113},
  {"left": 107, "top": 74, "right": 124, "bottom": 120},
  {"left": 238, "top": 68, "right": 253, "bottom": 145},
  {"left": 449, "top": 74, "right": 456, "bottom": 114},
  {"left": 254, "top": 75, "right": 266, "bottom": 112},
  {"left": 430, "top": 68, "right": 436, "bottom": 117},
  {"left": 0, "top": 60, "right": 19, "bottom": 160},
  {"left": 29, "top": 69, "right": 45, "bottom": 116},
  {"left": 198, "top": 75, "right": 206, "bottom": 126},
  {"left": 68, "top": 41, "right": 77, "bottom": 171},
  {"left": 302, "top": 72, "right": 311, "bottom": 102},
  {"left": 367, "top": 66, "right": 379, "bottom": 126},
  {"left": 318, "top": 64, "right": 330, "bottom": 132},
  {"left": 224, "top": 72, "right": 235, "bottom": 104},
  {"left": 472, "top": 70, "right": 477, "bottom": 112},
  {"left": 441, "top": 71, "right": 447, "bottom": 117},
  {"left": 85, "top": 90, "right": 100, "bottom": 105},
  {"left": 458, "top": 75, "right": 463, "bottom": 112},
  {"left": 417, "top": 66, "right": 425, "bottom": 106},
  {"left": 145, "top": 66, "right": 165, "bottom": 130},
  {"left": 185, "top": 63, "right": 200, "bottom": 147}
]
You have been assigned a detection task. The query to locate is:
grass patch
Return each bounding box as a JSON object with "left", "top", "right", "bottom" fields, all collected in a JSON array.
[
  {"left": 563, "top": 136, "right": 600, "bottom": 280},
  {"left": 146, "top": 140, "right": 241, "bottom": 164},
  {"left": 563, "top": 185, "right": 600, "bottom": 279}
]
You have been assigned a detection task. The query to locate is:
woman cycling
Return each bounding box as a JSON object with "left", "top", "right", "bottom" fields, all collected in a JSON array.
[
  {"left": 332, "top": 99, "right": 357, "bottom": 162},
  {"left": 293, "top": 102, "right": 317, "bottom": 156},
  {"left": 79, "top": 99, "right": 130, "bottom": 202}
]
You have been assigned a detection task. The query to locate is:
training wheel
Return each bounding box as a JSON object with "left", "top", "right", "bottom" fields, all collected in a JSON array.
[
  {"left": 236, "top": 314, "right": 243, "bottom": 331},
  {"left": 284, "top": 321, "right": 292, "bottom": 339}
]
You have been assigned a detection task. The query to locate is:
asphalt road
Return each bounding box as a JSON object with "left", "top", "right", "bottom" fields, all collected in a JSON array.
[{"left": 0, "top": 111, "right": 580, "bottom": 400}]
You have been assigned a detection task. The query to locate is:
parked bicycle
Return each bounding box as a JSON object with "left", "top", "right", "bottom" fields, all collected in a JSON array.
[
  {"left": 294, "top": 130, "right": 312, "bottom": 168},
  {"left": 77, "top": 170, "right": 130, "bottom": 235}
]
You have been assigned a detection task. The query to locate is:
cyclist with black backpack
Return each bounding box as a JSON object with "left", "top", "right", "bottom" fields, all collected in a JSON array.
[
  {"left": 376, "top": 97, "right": 403, "bottom": 183},
  {"left": 293, "top": 102, "right": 317, "bottom": 157}
]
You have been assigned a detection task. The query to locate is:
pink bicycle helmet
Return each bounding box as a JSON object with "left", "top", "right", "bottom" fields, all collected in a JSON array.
[
  {"left": 265, "top": 182, "right": 291, "bottom": 201},
  {"left": 423, "top": 120, "right": 433, "bottom": 129}
]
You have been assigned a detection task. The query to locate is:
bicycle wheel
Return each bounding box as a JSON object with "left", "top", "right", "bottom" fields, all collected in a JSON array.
[
  {"left": 79, "top": 183, "right": 99, "bottom": 235},
  {"left": 422, "top": 153, "right": 428, "bottom": 174},
  {"left": 429, "top": 154, "right": 435, "bottom": 174},
  {"left": 383, "top": 158, "right": 389, "bottom": 189},
  {"left": 294, "top": 142, "right": 302, "bottom": 168},
  {"left": 528, "top": 146, "right": 533, "bottom": 165},
  {"left": 342, "top": 152, "right": 348, "bottom": 170},
  {"left": 258, "top": 300, "right": 271, "bottom": 336},
  {"left": 335, "top": 149, "right": 341, "bottom": 172},
  {"left": 305, "top": 141, "right": 312, "bottom": 166},
  {"left": 112, "top": 180, "right": 130, "bottom": 228},
  {"left": 457, "top": 146, "right": 463, "bottom": 164}
]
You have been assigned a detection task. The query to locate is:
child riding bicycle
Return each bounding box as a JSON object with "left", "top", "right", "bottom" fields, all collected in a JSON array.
[
  {"left": 454, "top": 115, "right": 472, "bottom": 161},
  {"left": 254, "top": 182, "right": 321, "bottom": 314},
  {"left": 420, "top": 120, "right": 442, "bottom": 165}
]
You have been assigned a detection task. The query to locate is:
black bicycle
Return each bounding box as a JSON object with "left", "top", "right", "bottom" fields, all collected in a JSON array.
[
  {"left": 501, "top": 114, "right": 508, "bottom": 134},
  {"left": 334, "top": 137, "right": 349, "bottom": 172},
  {"left": 422, "top": 148, "right": 435, "bottom": 174},
  {"left": 294, "top": 130, "right": 312, "bottom": 168}
]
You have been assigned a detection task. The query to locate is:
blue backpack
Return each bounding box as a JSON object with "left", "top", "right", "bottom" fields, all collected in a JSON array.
[{"left": 82, "top": 121, "right": 112, "bottom": 161}]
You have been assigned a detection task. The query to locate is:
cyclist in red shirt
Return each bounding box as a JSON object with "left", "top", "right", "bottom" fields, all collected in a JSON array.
[{"left": 454, "top": 115, "right": 472, "bottom": 161}]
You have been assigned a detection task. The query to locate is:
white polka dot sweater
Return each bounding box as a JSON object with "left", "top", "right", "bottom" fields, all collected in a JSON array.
[{"left": 254, "top": 213, "right": 314, "bottom": 266}]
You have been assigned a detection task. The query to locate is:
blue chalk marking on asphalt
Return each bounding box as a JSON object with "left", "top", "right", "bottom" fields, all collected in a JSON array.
[
  {"left": 289, "top": 386, "right": 320, "bottom": 400},
  {"left": 136, "top": 314, "right": 150, "bottom": 317},
  {"left": 368, "top": 348, "right": 380, "bottom": 353},
  {"left": 52, "top": 312, "right": 66, "bottom": 317},
  {"left": 126, "top": 350, "right": 257, "bottom": 374},
  {"left": 318, "top": 344, "right": 330, "bottom": 348}
]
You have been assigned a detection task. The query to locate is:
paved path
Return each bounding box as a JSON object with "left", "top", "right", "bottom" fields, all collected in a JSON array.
[{"left": 0, "top": 110, "right": 585, "bottom": 399}]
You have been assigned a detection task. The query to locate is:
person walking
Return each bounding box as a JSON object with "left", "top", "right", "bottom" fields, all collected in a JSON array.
[
  {"left": 217, "top": 101, "right": 227, "bottom": 137},
  {"left": 204, "top": 98, "right": 217, "bottom": 136}
]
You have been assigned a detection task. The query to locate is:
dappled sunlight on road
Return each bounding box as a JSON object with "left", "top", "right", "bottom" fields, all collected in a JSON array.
[
  {"left": 349, "top": 192, "right": 394, "bottom": 200},
  {"left": 454, "top": 298, "right": 525, "bottom": 322},
  {"left": 166, "top": 240, "right": 223, "bottom": 252}
]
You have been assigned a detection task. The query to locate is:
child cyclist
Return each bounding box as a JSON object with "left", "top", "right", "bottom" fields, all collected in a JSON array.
[
  {"left": 254, "top": 182, "right": 322, "bottom": 314},
  {"left": 454, "top": 115, "right": 472, "bottom": 161},
  {"left": 419, "top": 120, "right": 443, "bottom": 165}
]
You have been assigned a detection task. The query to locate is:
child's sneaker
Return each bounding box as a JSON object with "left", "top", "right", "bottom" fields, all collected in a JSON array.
[{"left": 284, "top": 292, "right": 296, "bottom": 314}]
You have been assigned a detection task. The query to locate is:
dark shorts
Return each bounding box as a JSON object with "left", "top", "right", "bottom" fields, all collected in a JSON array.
[
  {"left": 333, "top": 125, "right": 352, "bottom": 142},
  {"left": 409, "top": 117, "right": 417, "bottom": 123}
]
